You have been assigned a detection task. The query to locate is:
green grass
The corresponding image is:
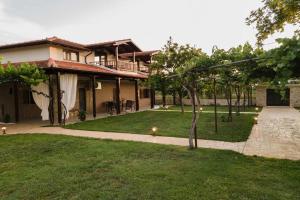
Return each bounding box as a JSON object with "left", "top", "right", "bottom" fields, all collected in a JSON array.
[
  {"left": 0, "top": 134, "right": 299, "bottom": 200},
  {"left": 159, "top": 105, "right": 262, "bottom": 112},
  {"left": 66, "top": 111, "right": 255, "bottom": 142}
]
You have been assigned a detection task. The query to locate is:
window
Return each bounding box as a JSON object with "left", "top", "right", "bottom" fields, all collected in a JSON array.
[
  {"left": 95, "top": 55, "right": 106, "bottom": 65},
  {"left": 23, "top": 90, "right": 35, "bottom": 104},
  {"left": 140, "top": 89, "right": 150, "bottom": 99},
  {"left": 63, "top": 50, "right": 79, "bottom": 62}
]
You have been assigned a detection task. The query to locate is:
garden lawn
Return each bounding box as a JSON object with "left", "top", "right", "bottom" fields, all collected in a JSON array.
[
  {"left": 159, "top": 105, "right": 262, "bottom": 112},
  {"left": 0, "top": 134, "right": 299, "bottom": 200},
  {"left": 66, "top": 111, "right": 255, "bottom": 142}
]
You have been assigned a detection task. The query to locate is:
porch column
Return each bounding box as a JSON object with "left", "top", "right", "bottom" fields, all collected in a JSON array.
[
  {"left": 115, "top": 45, "right": 119, "bottom": 70},
  {"left": 48, "top": 74, "right": 54, "bottom": 125},
  {"left": 115, "top": 77, "right": 121, "bottom": 114},
  {"left": 56, "top": 72, "right": 62, "bottom": 125},
  {"left": 133, "top": 51, "right": 136, "bottom": 72},
  {"left": 91, "top": 75, "right": 97, "bottom": 118},
  {"left": 135, "top": 80, "right": 139, "bottom": 111},
  {"left": 13, "top": 83, "right": 19, "bottom": 123}
]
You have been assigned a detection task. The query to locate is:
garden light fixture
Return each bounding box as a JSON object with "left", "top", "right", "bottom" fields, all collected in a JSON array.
[
  {"left": 254, "top": 117, "right": 258, "bottom": 124},
  {"left": 2, "top": 127, "right": 7, "bottom": 134},
  {"left": 151, "top": 127, "right": 158, "bottom": 136}
]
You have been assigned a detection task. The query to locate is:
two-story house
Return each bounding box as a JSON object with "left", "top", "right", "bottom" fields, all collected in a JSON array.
[{"left": 0, "top": 37, "right": 158, "bottom": 124}]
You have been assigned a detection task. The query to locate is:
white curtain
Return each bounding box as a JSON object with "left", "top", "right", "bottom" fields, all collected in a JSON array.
[
  {"left": 31, "top": 82, "right": 50, "bottom": 121},
  {"left": 60, "top": 74, "right": 78, "bottom": 119}
]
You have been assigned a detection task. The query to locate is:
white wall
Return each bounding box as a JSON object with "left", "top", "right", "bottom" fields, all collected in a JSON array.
[
  {"left": 49, "top": 46, "right": 95, "bottom": 64},
  {"left": 0, "top": 45, "right": 50, "bottom": 63}
]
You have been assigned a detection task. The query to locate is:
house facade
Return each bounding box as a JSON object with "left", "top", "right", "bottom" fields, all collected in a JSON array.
[{"left": 0, "top": 37, "right": 158, "bottom": 124}]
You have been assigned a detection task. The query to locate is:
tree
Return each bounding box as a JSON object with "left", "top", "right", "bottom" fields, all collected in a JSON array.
[
  {"left": 246, "top": 0, "right": 300, "bottom": 45},
  {"left": 150, "top": 37, "right": 203, "bottom": 112},
  {"left": 0, "top": 62, "right": 47, "bottom": 86},
  {"left": 0, "top": 61, "right": 53, "bottom": 123},
  {"left": 227, "top": 43, "right": 264, "bottom": 113},
  {"left": 150, "top": 38, "right": 208, "bottom": 148},
  {"left": 176, "top": 53, "right": 212, "bottom": 148},
  {"left": 259, "top": 36, "right": 300, "bottom": 89}
]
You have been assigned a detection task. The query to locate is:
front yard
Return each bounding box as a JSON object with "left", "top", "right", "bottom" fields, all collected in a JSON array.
[
  {"left": 0, "top": 134, "right": 299, "bottom": 200},
  {"left": 66, "top": 110, "right": 255, "bottom": 142}
]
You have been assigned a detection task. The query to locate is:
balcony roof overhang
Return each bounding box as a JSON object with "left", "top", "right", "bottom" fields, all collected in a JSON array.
[
  {"left": 119, "top": 50, "right": 160, "bottom": 62},
  {"left": 2, "top": 59, "right": 148, "bottom": 79},
  {"left": 85, "top": 39, "right": 142, "bottom": 54}
]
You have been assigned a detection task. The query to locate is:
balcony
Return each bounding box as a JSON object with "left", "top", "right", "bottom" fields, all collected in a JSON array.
[{"left": 90, "top": 60, "right": 149, "bottom": 73}]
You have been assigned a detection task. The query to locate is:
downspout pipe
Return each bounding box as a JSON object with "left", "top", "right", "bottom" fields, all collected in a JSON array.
[{"left": 84, "top": 51, "right": 93, "bottom": 64}]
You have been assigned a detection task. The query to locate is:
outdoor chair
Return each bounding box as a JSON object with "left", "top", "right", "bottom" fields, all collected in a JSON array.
[{"left": 125, "top": 100, "right": 134, "bottom": 111}]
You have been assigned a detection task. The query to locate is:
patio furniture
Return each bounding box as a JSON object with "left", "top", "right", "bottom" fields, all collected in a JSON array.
[
  {"left": 125, "top": 100, "right": 135, "bottom": 111},
  {"left": 104, "top": 101, "right": 116, "bottom": 114}
]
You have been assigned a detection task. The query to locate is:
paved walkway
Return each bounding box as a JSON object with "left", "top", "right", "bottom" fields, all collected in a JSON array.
[
  {"left": 243, "top": 107, "right": 300, "bottom": 160},
  {"left": 150, "top": 109, "right": 257, "bottom": 114},
  {"left": 7, "top": 126, "right": 246, "bottom": 153}
]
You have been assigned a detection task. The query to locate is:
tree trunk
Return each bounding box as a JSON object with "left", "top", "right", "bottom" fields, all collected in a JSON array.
[
  {"left": 250, "top": 86, "right": 253, "bottom": 106},
  {"left": 243, "top": 89, "right": 246, "bottom": 112},
  {"left": 213, "top": 78, "right": 218, "bottom": 133},
  {"left": 225, "top": 85, "right": 233, "bottom": 122},
  {"left": 162, "top": 80, "right": 166, "bottom": 107},
  {"left": 247, "top": 87, "right": 250, "bottom": 107},
  {"left": 178, "top": 89, "right": 184, "bottom": 113},
  {"left": 235, "top": 85, "right": 241, "bottom": 116},
  {"left": 172, "top": 91, "right": 176, "bottom": 105},
  {"left": 183, "top": 85, "right": 199, "bottom": 149}
]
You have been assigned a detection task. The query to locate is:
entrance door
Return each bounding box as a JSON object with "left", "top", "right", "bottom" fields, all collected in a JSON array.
[
  {"left": 79, "top": 88, "right": 87, "bottom": 111},
  {"left": 266, "top": 89, "right": 290, "bottom": 106}
]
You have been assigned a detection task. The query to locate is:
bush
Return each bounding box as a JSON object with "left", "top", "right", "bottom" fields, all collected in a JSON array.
[{"left": 4, "top": 114, "right": 11, "bottom": 123}]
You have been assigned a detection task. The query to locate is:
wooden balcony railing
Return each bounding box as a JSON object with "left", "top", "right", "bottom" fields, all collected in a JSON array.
[{"left": 90, "top": 60, "right": 149, "bottom": 73}]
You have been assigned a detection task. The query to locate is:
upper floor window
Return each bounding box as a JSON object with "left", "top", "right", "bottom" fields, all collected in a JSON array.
[{"left": 63, "top": 50, "right": 79, "bottom": 62}]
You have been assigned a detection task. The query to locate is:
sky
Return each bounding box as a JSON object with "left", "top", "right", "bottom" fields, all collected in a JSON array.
[{"left": 0, "top": 0, "right": 297, "bottom": 53}]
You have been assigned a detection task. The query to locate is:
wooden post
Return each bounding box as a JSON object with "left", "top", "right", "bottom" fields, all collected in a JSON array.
[
  {"left": 13, "top": 83, "right": 19, "bottom": 123},
  {"left": 150, "top": 88, "right": 155, "bottom": 109},
  {"left": 137, "top": 60, "right": 140, "bottom": 71},
  {"left": 133, "top": 51, "right": 136, "bottom": 72},
  {"left": 91, "top": 75, "right": 97, "bottom": 118},
  {"left": 250, "top": 86, "right": 253, "bottom": 106},
  {"left": 115, "top": 45, "right": 119, "bottom": 70},
  {"left": 115, "top": 78, "right": 121, "bottom": 114},
  {"left": 213, "top": 78, "right": 218, "bottom": 133},
  {"left": 56, "top": 72, "right": 62, "bottom": 125},
  {"left": 135, "top": 80, "right": 139, "bottom": 111},
  {"left": 48, "top": 74, "right": 54, "bottom": 125}
]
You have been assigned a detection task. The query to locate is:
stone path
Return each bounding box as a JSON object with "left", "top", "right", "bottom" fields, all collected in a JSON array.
[{"left": 243, "top": 107, "right": 300, "bottom": 160}]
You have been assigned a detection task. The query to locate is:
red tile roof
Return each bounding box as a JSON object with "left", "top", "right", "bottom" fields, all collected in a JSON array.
[
  {"left": 1, "top": 59, "right": 148, "bottom": 79},
  {"left": 86, "top": 38, "right": 142, "bottom": 52},
  {"left": 0, "top": 36, "right": 88, "bottom": 51}
]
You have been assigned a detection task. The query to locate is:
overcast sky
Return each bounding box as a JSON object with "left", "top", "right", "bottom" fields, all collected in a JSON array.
[{"left": 0, "top": 0, "right": 297, "bottom": 53}]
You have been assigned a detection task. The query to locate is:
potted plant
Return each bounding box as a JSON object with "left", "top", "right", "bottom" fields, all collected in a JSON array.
[{"left": 78, "top": 110, "right": 87, "bottom": 121}]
